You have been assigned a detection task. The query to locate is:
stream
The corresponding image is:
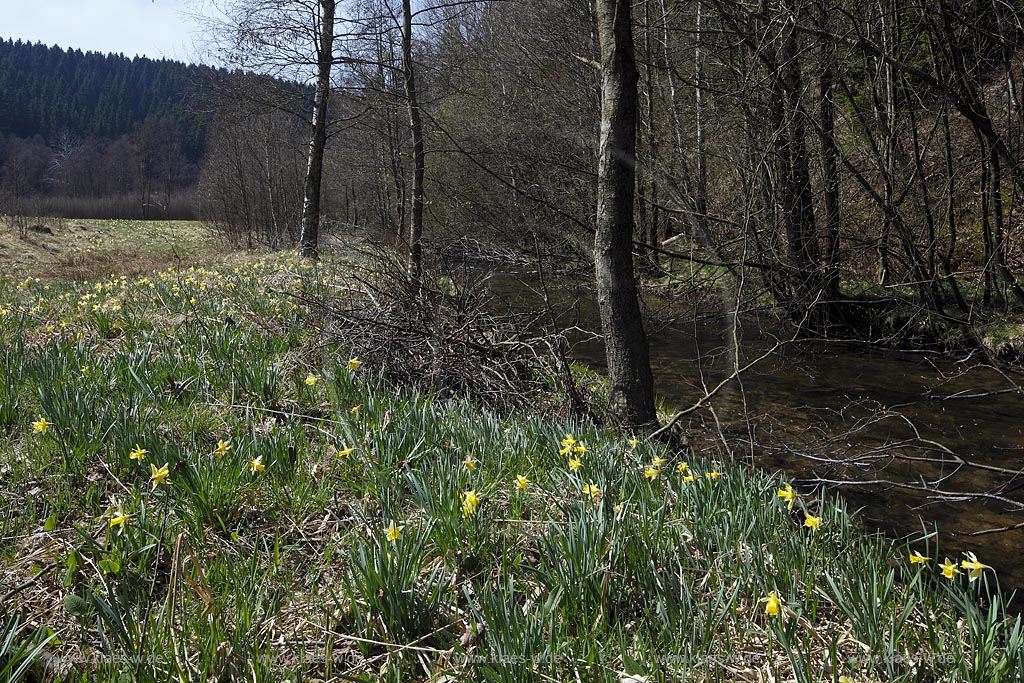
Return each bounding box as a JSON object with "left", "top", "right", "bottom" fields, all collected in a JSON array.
[{"left": 484, "top": 271, "right": 1024, "bottom": 595}]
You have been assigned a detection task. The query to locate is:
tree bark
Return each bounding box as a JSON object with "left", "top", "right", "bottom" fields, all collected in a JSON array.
[
  {"left": 981, "top": 141, "right": 993, "bottom": 306},
  {"left": 768, "top": 3, "right": 823, "bottom": 329},
  {"left": 402, "top": 0, "right": 425, "bottom": 292},
  {"left": 695, "top": 0, "right": 709, "bottom": 246},
  {"left": 638, "top": 0, "right": 658, "bottom": 266},
  {"left": 594, "top": 0, "right": 658, "bottom": 429},
  {"left": 990, "top": 145, "right": 1024, "bottom": 306},
  {"left": 817, "top": 0, "right": 841, "bottom": 302},
  {"left": 298, "top": 0, "right": 336, "bottom": 259}
]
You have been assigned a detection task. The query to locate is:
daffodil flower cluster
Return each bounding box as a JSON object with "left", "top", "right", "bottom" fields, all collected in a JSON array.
[
  {"left": 558, "top": 434, "right": 587, "bottom": 456},
  {"left": 909, "top": 549, "right": 992, "bottom": 582},
  {"left": 462, "top": 489, "right": 481, "bottom": 516}
]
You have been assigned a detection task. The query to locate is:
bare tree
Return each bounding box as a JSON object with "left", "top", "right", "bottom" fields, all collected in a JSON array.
[
  {"left": 401, "top": 0, "right": 425, "bottom": 288},
  {"left": 594, "top": 0, "right": 658, "bottom": 429},
  {"left": 299, "top": 0, "right": 337, "bottom": 258},
  {"left": 198, "top": 89, "right": 307, "bottom": 247},
  {"left": 208, "top": 0, "right": 342, "bottom": 255}
]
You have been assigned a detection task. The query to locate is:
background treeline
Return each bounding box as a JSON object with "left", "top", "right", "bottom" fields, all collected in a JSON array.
[
  {"left": 0, "top": 38, "right": 211, "bottom": 151},
  {"left": 0, "top": 39, "right": 252, "bottom": 220}
]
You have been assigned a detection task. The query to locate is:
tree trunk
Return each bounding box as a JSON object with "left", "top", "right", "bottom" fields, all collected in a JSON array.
[
  {"left": 817, "top": 0, "right": 841, "bottom": 302},
  {"left": 978, "top": 134, "right": 994, "bottom": 306},
  {"left": 769, "top": 4, "right": 823, "bottom": 329},
  {"left": 639, "top": 0, "right": 660, "bottom": 266},
  {"left": 695, "top": 0, "right": 709, "bottom": 246},
  {"left": 940, "top": 107, "right": 969, "bottom": 312},
  {"left": 990, "top": 146, "right": 1024, "bottom": 306},
  {"left": 298, "top": 0, "right": 336, "bottom": 259},
  {"left": 876, "top": 0, "right": 897, "bottom": 287},
  {"left": 402, "top": 0, "right": 425, "bottom": 292},
  {"left": 594, "top": 0, "right": 658, "bottom": 429},
  {"left": 905, "top": 83, "right": 944, "bottom": 309},
  {"left": 375, "top": 30, "right": 406, "bottom": 242}
]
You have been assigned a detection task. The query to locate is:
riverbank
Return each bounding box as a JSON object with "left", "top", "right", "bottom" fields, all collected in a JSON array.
[
  {"left": 1, "top": 244, "right": 1022, "bottom": 681},
  {"left": 641, "top": 259, "right": 1024, "bottom": 368},
  {"left": 485, "top": 266, "right": 1024, "bottom": 600}
]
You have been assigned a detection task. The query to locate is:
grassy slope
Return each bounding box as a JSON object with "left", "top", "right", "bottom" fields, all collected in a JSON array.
[
  {"left": 0, "top": 222, "right": 1021, "bottom": 682},
  {"left": 0, "top": 218, "right": 221, "bottom": 281}
]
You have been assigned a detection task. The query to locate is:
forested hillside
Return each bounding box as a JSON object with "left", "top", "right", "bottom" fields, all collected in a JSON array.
[
  {"left": 0, "top": 39, "right": 288, "bottom": 219},
  {"left": 0, "top": 38, "right": 314, "bottom": 222},
  {"left": 0, "top": 38, "right": 213, "bottom": 158}
]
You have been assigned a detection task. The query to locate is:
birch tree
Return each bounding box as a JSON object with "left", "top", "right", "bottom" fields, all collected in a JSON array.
[{"left": 299, "top": 0, "right": 337, "bottom": 258}]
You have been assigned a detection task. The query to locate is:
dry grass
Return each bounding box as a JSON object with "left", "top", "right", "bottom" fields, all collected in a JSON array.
[{"left": 0, "top": 217, "right": 222, "bottom": 281}]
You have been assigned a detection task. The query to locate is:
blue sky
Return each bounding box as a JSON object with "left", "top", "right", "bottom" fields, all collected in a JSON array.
[{"left": 2, "top": 0, "right": 213, "bottom": 62}]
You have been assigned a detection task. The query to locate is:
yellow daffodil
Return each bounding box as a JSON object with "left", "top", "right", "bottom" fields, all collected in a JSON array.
[
  {"left": 706, "top": 471, "right": 722, "bottom": 479},
  {"left": 909, "top": 550, "right": 930, "bottom": 565},
  {"left": 558, "top": 445, "right": 572, "bottom": 455},
  {"left": 582, "top": 483, "right": 601, "bottom": 497},
  {"left": 108, "top": 508, "right": 131, "bottom": 529},
  {"left": 462, "top": 489, "right": 481, "bottom": 517},
  {"left": 347, "top": 357, "right": 362, "bottom": 371},
  {"left": 305, "top": 373, "right": 319, "bottom": 386},
  {"left": 128, "top": 444, "right": 148, "bottom": 460},
  {"left": 760, "top": 592, "right": 781, "bottom": 616},
  {"left": 350, "top": 405, "right": 361, "bottom": 414},
  {"left": 515, "top": 475, "right": 529, "bottom": 490},
  {"left": 249, "top": 456, "right": 265, "bottom": 473},
  {"left": 213, "top": 440, "right": 230, "bottom": 458},
  {"left": 644, "top": 468, "right": 660, "bottom": 479},
  {"left": 682, "top": 474, "right": 699, "bottom": 483},
  {"left": 32, "top": 417, "right": 51, "bottom": 434},
  {"left": 568, "top": 457, "right": 583, "bottom": 471},
  {"left": 81, "top": 366, "right": 90, "bottom": 376},
  {"left": 561, "top": 434, "right": 576, "bottom": 447},
  {"left": 337, "top": 446, "right": 355, "bottom": 457},
  {"left": 149, "top": 462, "right": 170, "bottom": 490},
  {"left": 464, "top": 456, "right": 477, "bottom": 471},
  {"left": 777, "top": 482, "right": 797, "bottom": 509},
  {"left": 676, "top": 461, "right": 689, "bottom": 473},
  {"left": 939, "top": 557, "right": 959, "bottom": 579},
  {"left": 627, "top": 438, "right": 639, "bottom": 448},
  {"left": 804, "top": 515, "right": 821, "bottom": 530},
  {"left": 961, "top": 552, "right": 992, "bottom": 581},
  {"left": 385, "top": 522, "right": 403, "bottom": 542},
  {"left": 651, "top": 456, "right": 667, "bottom": 467},
  {"left": 572, "top": 443, "right": 587, "bottom": 455}
]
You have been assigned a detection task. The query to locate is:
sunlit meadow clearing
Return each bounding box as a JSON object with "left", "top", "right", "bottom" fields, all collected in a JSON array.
[{"left": 1, "top": 242, "right": 1022, "bottom": 682}]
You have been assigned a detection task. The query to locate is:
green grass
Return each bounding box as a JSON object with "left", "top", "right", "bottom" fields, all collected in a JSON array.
[
  {"left": 0, "top": 248, "right": 1022, "bottom": 682},
  {"left": 980, "top": 318, "right": 1024, "bottom": 361}
]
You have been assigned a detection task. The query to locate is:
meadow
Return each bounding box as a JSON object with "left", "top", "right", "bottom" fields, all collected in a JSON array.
[{"left": 0, "top": 223, "right": 1022, "bottom": 682}]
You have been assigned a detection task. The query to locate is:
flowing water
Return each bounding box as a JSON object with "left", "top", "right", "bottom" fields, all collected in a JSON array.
[{"left": 484, "top": 271, "right": 1024, "bottom": 594}]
